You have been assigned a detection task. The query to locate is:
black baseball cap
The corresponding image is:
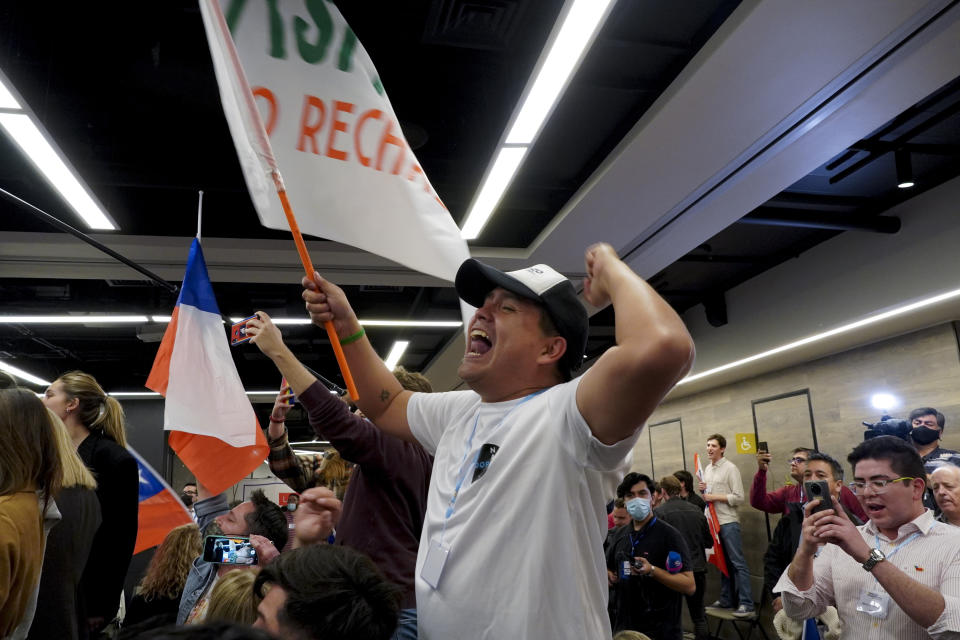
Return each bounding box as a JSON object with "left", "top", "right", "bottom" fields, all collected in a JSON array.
[{"left": 455, "top": 259, "right": 588, "bottom": 380}]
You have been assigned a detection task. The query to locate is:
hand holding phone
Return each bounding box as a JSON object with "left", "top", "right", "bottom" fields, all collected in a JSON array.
[
  {"left": 203, "top": 534, "right": 258, "bottom": 565},
  {"left": 804, "top": 480, "right": 834, "bottom": 514},
  {"left": 230, "top": 315, "right": 257, "bottom": 346}
]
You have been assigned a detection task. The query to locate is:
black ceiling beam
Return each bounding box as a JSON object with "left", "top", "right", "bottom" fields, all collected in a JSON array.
[
  {"left": 849, "top": 141, "right": 960, "bottom": 156},
  {"left": 765, "top": 192, "right": 870, "bottom": 211},
  {"left": 738, "top": 211, "right": 900, "bottom": 234},
  {"left": 829, "top": 99, "right": 960, "bottom": 184}
]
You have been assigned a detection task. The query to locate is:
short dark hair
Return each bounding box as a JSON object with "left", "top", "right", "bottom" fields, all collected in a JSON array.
[
  {"left": 183, "top": 482, "right": 197, "bottom": 490},
  {"left": 793, "top": 447, "right": 814, "bottom": 457},
  {"left": 660, "top": 475, "right": 681, "bottom": 497},
  {"left": 254, "top": 545, "right": 401, "bottom": 640},
  {"left": 614, "top": 497, "right": 625, "bottom": 509},
  {"left": 805, "top": 452, "right": 844, "bottom": 482},
  {"left": 617, "top": 472, "right": 654, "bottom": 498},
  {"left": 246, "top": 490, "right": 288, "bottom": 550},
  {"left": 534, "top": 302, "right": 575, "bottom": 382},
  {"left": 909, "top": 407, "right": 945, "bottom": 430},
  {"left": 673, "top": 469, "right": 694, "bottom": 491},
  {"left": 707, "top": 434, "right": 726, "bottom": 449},
  {"left": 847, "top": 436, "right": 926, "bottom": 488}
]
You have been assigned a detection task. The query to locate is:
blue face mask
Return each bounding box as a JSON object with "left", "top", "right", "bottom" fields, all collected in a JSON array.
[{"left": 626, "top": 497, "right": 651, "bottom": 521}]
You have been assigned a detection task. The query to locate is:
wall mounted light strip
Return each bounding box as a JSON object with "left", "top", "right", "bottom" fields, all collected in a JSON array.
[
  {"left": 0, "top": 315, "right": 461, "bottom": 328},
  {"left": 0, "top": 71, "right": 115, "bottom": 230},
  {"left": 0, "top": 361, "right": 51, "bottom": 386},
  {"left": 459, "top": 0, "right": 615, "bottom": 240},
  {"left": 676, "top": 285, "right": 960, "bottom": 386}
]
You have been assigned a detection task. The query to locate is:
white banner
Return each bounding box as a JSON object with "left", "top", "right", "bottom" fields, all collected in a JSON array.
[{"left": 199, "top": 0, "right": 470, "bottom": 283}]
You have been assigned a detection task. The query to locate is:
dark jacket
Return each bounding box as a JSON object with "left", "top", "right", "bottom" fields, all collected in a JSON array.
[
  {"left": 77, "top": 432, "right": 139, "bottom": 622},
  {"left": 27, "top": 486, "right": 102, "bottom": 640},
  {"left": 655, "top": 497, "right": 712, "bottom": 573}
]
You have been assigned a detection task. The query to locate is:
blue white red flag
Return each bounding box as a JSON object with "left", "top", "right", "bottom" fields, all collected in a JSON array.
[
  {"left": 130, "top": 447, "right": 193, "bottom": 554},
  {"left": 146, "top": 238, "right": 268, "bottom": 495}
]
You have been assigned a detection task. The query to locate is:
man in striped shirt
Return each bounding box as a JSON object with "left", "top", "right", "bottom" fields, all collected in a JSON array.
[{"left": 776, "top": 435, "right": 960, "bottom": 639}]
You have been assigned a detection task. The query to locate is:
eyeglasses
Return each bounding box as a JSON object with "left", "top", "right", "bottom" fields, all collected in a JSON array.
[
  {"left": 848, "top": 477, "right": 916, "bottom": 494},
  {"left": 789, "top": 457, "right": 808, "bottom": 464}
]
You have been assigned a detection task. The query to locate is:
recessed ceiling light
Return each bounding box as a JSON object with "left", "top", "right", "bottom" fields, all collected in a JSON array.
[
  {"left": 227, "top": 317, "right": 462, "bottom": 328},
  {"left": 870, "top": 392, "right": 898, "bottom": 411}
]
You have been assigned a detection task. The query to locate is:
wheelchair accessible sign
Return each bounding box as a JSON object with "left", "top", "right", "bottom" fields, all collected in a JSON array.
[{"left": 735, "top": 433, "right": 756, "bottom": 454}]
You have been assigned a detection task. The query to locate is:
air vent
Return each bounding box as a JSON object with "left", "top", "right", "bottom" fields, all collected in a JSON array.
[{"left": 423, "top": 0, "right": 523, "bottom": 51}]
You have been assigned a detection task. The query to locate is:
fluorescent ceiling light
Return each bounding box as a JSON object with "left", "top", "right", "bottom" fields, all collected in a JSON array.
[
  {"left": 383, "top": 340, "right": 410, "bottom": 370},
  {"left": 108, "top": 391, "right": 161, "bottom": 398},
  {"left": 151, "top": 315, "right": 172, "bottom": 323},
  {"left": 0, "top": 361, "right": 50, "bottom": 386},
  {"left": 460, "top": 146, "right": 528, "bottom": 240},
  {"left": 359, "top": 319, "right": 462, "bottom": 327},
  {"left": 505, "top": 0, "right": 615, "bottom": 144},
  {"left": 228, "top": 317, "right": 461, "bottom": 328},
  {"left": 677, "top": 286, "right": 960, "bottom": 386},
  {"left": 0, "top": 80, "right": 20, "bottom": 109},
  {"left": 0, "top": 315, "right": 149, "bottom": 324},
  {"left": 0, "top": 111, "right": 115, "bottom": 230},
  {"left": 108, "top": 390, "right": 282, "bottom": 398}
]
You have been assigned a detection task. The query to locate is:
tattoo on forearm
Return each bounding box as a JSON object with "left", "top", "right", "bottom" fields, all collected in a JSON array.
[{"left": 380, "top": 389, "right": 390, "bottom": 403}]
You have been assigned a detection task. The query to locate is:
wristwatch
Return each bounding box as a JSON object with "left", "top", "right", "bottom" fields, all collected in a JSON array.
[{"left": 862, "top": 548, "right": 885, "bottom": 572}]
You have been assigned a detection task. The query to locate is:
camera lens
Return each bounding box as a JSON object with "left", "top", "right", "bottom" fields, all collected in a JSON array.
[{"left": 810, "top": 484, "right": 821, "bottom": 494}]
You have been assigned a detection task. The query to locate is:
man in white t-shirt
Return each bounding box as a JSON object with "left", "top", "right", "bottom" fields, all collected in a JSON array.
[{"left": 297, "top": 243, "right": 695, "bottom": 639}]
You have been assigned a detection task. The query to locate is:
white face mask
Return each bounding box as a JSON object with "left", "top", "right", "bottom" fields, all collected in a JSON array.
[{"left": 626, "top": 497, "right": 651, "bottom": 521}]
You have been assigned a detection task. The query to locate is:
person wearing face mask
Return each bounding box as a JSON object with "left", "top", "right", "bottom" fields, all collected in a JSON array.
[
  {"left": 908, "top": 407, "right": 960, "bottom": 510},
  {"left": 606, "top": 472, "right": 695, "bottom": 640}
]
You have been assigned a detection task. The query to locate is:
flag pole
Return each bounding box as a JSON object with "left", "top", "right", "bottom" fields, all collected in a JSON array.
[
  {"left": 197, "top": 190, "right": 204, "bottom": 240},
  {"left": 205, "top": 0, "right": 358, "bottom": 401},
  {"left": 272, "top": 171, "right": 359, "bottom": 402}
]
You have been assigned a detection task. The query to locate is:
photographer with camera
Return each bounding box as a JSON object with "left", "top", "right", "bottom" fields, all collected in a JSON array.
[{"left": 606, "top": 473, "right": 694, "bottom": 640}]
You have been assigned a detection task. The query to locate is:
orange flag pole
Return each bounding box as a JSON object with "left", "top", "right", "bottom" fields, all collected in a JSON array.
[{"left": 272, "top": 170, "right": 359, "bottom": 402}]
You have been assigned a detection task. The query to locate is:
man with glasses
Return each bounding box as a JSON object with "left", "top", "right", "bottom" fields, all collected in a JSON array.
[
  {"left": 776, "top": 436, "right": 960, "bottom": 638},
  {"left": 751, "top": 447, "right": 867, "bottom": 521}
]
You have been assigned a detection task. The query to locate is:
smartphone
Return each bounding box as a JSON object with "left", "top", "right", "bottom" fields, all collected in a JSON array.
[
  {"left": 202, "top": 534, "right": 258, "bottom": 565},
  {"left": 281, "top": 376, "right": 296, "bottom": 404},
  {"left": 757, "top": 441, "right": 769, "bottom": 454},
  {"left": 230, "top": 315, "right": 257, "bottom": 346},
  {"left": 804, "top": 480, "right": 834, "bottom": 514}
]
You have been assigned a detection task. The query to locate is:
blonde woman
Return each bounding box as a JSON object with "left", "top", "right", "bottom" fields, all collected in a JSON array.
[
  {"left": 205, "top": 569, "right": 260, "bottom": 625},
  {"left": 27, "top": 413, "right": 102, "bottom": 640},
  {"left": 42, "top": 371, "right": 139, "bottom": 634},
  {"left": 126, "top": 524, "right": 203, "bottom": 626},
  {"left": 0, "top": 388, "right": 62, "bottom": 637}
]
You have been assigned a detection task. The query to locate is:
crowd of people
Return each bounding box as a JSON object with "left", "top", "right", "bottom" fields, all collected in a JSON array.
[{"left": 3, "top": 245, "right": 960, "bottom": 640}]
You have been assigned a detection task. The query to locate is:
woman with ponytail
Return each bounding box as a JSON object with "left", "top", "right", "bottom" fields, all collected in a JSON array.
[{"left": 43, "top": 371, "right": 139, "bottom": 636}]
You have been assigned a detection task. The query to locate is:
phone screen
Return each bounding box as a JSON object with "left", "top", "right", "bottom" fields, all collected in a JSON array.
[{"left": 203, "top": 535, "right": 258, "bottom": 565}]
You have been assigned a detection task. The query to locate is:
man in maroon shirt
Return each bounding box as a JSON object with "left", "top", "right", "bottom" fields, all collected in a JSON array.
[
  {"left": 245, "top": 312, "right": 431, "bottom": 640},
  {"left": 751, "top": 446, "right": 867, "bottom": 522}
]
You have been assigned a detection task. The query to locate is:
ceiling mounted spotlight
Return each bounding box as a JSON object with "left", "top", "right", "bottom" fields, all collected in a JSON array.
[{"left": 895, "top": 149, "right": 914, "bottom": 189}]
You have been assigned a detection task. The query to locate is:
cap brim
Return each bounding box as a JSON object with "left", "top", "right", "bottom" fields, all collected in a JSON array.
[{"left": 455, "top": 259, "right": 541, "bottom": 308}]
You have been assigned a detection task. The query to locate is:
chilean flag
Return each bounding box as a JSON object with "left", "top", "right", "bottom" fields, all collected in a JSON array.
[
  {"left": 695, "top": 453, "right": 729, "bottom": 577},
  {"left": 130, "top": 447, "right": 193, "bottom": 554},
  {"left": 146, "top": 238, "right": 268, "bottom": 495}
]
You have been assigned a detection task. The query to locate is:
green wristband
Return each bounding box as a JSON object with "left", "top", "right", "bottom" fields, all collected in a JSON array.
[{"left": 339, "top": 327, "right": 365, "bottom": 345}]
